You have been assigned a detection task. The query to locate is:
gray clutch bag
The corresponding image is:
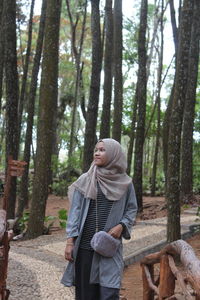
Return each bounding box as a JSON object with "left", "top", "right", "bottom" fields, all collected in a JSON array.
[{"left": 90, "top": 231, "right": 120, "bottom": 257}]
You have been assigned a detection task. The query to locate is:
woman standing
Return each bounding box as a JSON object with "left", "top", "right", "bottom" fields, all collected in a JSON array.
[{"left": 61, "top": 138, "right": 138, "bottom": 300}]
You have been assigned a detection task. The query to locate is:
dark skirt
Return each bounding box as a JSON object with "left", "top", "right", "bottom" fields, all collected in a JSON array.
[{"left": 75, "top": 248, "right": 119, "bottom": 300}]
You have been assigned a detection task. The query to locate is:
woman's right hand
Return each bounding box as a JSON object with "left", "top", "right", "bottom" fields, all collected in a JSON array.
[{"left": 65, "top": 243, "right": 74, "bottom": 262}]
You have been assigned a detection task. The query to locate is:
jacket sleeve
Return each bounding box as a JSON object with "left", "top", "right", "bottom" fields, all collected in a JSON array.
[
  {"left": 66, "top": 189, "right": 83, "bottom": 238},
  {"left": 120, "top": 183, "right": 138, "bottom": 239}
]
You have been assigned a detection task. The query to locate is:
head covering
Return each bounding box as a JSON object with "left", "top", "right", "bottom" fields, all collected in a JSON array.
[{"left": 68, "top": 138, "right": 132, "bottom": 201}]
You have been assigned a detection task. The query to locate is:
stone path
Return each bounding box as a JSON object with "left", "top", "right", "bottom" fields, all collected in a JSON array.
[{"left": 6, "top": 207, "right": 200, "bottom": 299}]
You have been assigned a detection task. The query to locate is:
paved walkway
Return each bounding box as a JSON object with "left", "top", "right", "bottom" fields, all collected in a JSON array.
[{"left": 7, "top": 207, "right": 200, "bottom": 299}]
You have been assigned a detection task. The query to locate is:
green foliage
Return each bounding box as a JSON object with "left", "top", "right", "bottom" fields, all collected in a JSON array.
[
  {"left": 58, "top": 208, "right": 67, "bottom": 229},
  {"left": 51, "top": 180, "right": 68, "bottom": 196},
  {"left": 44, "top": 215, "right": 57, "bottom": 232},
  {"left": 18, "top": 211, "right": 30, "bottom": 232},
  {"left": 18, "top": 211, "right": 57, "bottom": 234}
]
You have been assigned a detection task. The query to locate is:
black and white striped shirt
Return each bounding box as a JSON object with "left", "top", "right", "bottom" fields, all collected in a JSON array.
[{"left": 80, "top": 182, "right": 113, "bottom": 250}]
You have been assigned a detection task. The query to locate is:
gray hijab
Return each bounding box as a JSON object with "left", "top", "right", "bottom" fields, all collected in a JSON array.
[{"left": 68, "top": 138, "right": 132, "bottom": 201}]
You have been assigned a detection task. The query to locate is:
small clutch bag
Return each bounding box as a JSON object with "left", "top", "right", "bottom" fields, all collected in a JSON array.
[{"left": 90, "top": 230, "right": 120, "bottom": 257}]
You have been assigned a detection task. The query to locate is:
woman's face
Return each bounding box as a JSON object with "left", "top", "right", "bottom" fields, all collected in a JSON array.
[{"left": 93, "top": 142, "right": 107, "bottom": 166}]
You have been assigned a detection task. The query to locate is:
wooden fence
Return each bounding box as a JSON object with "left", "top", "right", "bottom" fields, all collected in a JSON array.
[{"left": 141, "top": 239, "right": 200, "bottom": 299}]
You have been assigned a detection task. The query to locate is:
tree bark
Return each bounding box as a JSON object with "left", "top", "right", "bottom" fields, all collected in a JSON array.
[
  {"left": 4, "top": 0, "right": 19, "bottom": 219},
  {"left": 133, "top": 0, "right": 148, "bottom": 212},
  {"left": 151, "top": 1, "right": 164, "bottom": 196},
  {"left": 26, "top": 0, "right": 61, "bottom": 238},
  {"left": 0, "top": 0, "right": 5, "bottom": 113},
  {"left": 82, "top": 0, "right": 102, "bottom": 172},
  {"left": 112, "top": 0, "right": 123, "bottom": 142},
  {"left": 180, "top": 0, "right": 200, "bottom": 200},
  {"left": 17, "top": 0, "right": 47, "bottom": 218},
  {"left": 100, "top": 0, "right": 113, "bottom": 139},
  {"left": 17, "top": 0, "right": 35, "bottom": 149},
  {"left": 166, "top": 0, "right": 194, "bottom": 242},
  {"left": 66, "top": 0, "right": 87, "bottom": 165}
]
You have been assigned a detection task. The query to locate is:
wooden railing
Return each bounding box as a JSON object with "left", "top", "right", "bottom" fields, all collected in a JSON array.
[
  {"left": 141, "top": 239, "right": 200, "bottom": 300},
  {"left": 0, "top": 157, "right": 26, "bottom": 300}
]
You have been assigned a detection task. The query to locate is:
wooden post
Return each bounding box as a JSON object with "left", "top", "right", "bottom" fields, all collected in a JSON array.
[
  {"left": 0, "top": 157, "right": 27, "bottom": 300},
  {"left": 0, "top": 232, "right": 10, "bottom": 300},
  {"left": 142, "top": 264, "right": 154, "bottom": 300},
  {"left": 159, "top": 254, "right": 175, "bottom": 299}
]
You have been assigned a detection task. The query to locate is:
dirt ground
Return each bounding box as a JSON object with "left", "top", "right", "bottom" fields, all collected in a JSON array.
[{"left": 45, "top": 194, "right": 200, "bottom": 300}]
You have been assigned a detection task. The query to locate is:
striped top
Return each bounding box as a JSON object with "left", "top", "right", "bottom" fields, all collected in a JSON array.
[{"left": 79, "top": 182, "right": 113, "bottom": 250}]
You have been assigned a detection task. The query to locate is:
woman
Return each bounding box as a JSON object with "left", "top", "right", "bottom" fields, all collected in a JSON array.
[{"left": 61, "top": 138, "right": 138, "bottom": 300}]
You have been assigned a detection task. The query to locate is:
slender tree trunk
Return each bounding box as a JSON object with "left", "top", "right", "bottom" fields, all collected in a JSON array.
[
  {"left": 26, "top": 0, "right": 61, "bottom": 238},
  {"left": 151, "top": 0, "right": 164, "bottom": 196},
  {"left": 100, "top": 0, "right": 113, "bottom": 139},
  {"left": 127, "top": 96, "right": 137, "bottom": 175},
  {"left": 17, "top": 0, "right": 47, "bottom": 217},
  {"left": 162, "top": 0, "right": 179, "bottom": 188},
  {"left": 17, "top": 0, "right": 35, "bottom": 149},
  {"left": 133, "top": 0, "right": 148, "bottom": 212},
  {"left": 4, "top": 0, "right": 19, "bottom": 219},
  {"left": 112, "top": 0, "right": 123, "bottom": 142},
  {"left": 166, "top": 0, "right": 194, "bottom": 242},
  {"left": 169, "top": 0, "right": 178, "bottom": 53},
  {"left": 0, "top": 0, "right": 5, "bottom": 112},
  {"left": 66, "top": 0, "right": 87, "bottom": 164},
  {"left": 82, "top": 0, "right": 102, "bottom": 172},
  {"left": 180, "top": 0, "right": 200, "bottom": 200}
]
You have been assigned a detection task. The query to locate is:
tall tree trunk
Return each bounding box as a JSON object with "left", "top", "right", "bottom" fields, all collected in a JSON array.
[
  {"left": 151, "top": 0, "right": 164, "bottom": 197},
  {"left": 0, "top": 0, "right": 5, "bottom": 112},
  {"left": 112, "top": 0, "right": 122, "bottom": 142},
  {"left": 162, "top": 0, "right": 179, "bottom": 188},
  {"left": 4, "top": 0, "right": 19, "bottom": 219},
  {"left": 166, "top": 0, "right": 194, "bottom": 242},
  {"left": 100, "top": 0, "right": 113, "bottom": 139},
  {"left": 127, "top": 96, "right": 137, "bottom": 175},
  {"left": 26, "top": 0, "right": 61, "bottom": 239},
  {"left": 133, "top": 0, "right": 148, "bottom": 212},
  {"left": 17, "top": 0, "right": 47, "bottom": 218},
  {"left": 82, "top": 0, "right": 102, "bottom": 172},
  {"left": 66, "top": 0, "right": 87, "bottom": 166},
  {"left": 180, "top": 0, "right": 200, "bottom": 200},
  {"left": 17, "top": 0, "right": 35, "bottom": 149},
  {"left": 169, "top": 0, "right": 178, "bottom": 53}
]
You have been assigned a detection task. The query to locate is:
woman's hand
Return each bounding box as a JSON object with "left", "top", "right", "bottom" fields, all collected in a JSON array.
[
  {"left": 108, "top": 224, "right": 123, "bottom": 239},
  {"left": 65, "top": 241, "right": 74, "bottom": 262}
]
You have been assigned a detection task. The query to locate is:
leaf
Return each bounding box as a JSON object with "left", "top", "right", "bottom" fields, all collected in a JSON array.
[{"left": 58, "top": 208, "right": 67, "bottom": 220}]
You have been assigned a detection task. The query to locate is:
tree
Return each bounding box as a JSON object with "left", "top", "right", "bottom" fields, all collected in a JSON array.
[
  {"left": 151, "top": 0, "right": 164, "bottom": 196},
  {"left": 17, "top": 0, "right": 47, "bottom": 217},
  {"left": 162, "top": 0, "right": 178, "bottom": 186},
  {"left": 4, "top": 0, "right": 19, "bottom": 218},
  {"left": 112, "top": 0, "right": 123, "bottom": 142},
  {"left": 166, "top": 0, "right": 194, "bottom": 242},
  {"left": 180, "top": 0, "right": 200, "bottom": 200},
  {"left": 66, "top": 0, "right": 87, "bottom": 167},
  {"left": 0, "top": 0, "right": 5, "bottom": 112},
  {"left": 82, "top": 0, "right": 102, "bottom": 172},
  {"left": 100, "top": 0, "right": 113, "bottom": 139},
  {"left": 17, "top": 0, "right": 35, "bottom": 149},
  {"left": 26, "top": 0, "right": 61, "bottom": 238},
  {"left": 133, "top": 0, "right": 148, "bottom": 212}
]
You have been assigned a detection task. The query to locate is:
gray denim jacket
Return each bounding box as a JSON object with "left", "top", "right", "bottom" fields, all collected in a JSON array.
[{"left": 61, "top": 183, "right": 137, "bottom": 289}]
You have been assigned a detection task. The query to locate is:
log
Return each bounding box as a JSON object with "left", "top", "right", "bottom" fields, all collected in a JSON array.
[
  {"left": 159, "top": 254, "right": 175, "bottom": 299},
  {"left": 142, "top": 264, "right": 157, "bottom": 300},
  {"left": 168, "top": 255, "right": 193, "bottom": 300},
  {"left": 163, "top": 240, "right": 200, "bottom": 296}
]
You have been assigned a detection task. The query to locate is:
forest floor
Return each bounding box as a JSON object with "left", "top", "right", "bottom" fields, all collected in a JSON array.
[{"left": 45, "top": 193, "right": 200, "bottom": 299}]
